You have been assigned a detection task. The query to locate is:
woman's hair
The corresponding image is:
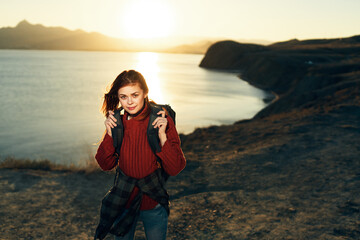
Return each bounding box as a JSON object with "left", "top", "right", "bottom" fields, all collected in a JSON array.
[{"left": 101, "top": 70, "right": 150, "bottom": 117}]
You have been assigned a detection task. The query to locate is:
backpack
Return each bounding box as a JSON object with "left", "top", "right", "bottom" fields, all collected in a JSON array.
[{"left": 111, "top": 102, "right": 176, "bottom": 179}]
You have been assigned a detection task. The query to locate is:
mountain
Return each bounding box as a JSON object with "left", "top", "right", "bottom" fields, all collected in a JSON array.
[
  {"left": 0, "top": 20, "right": 131, "bottom": 51},
  {"left": 0, "top": 20, "right": 272, "bottom": 54},
  {"left": 0, "top": 20, "right": 211, "bottom": 53}
]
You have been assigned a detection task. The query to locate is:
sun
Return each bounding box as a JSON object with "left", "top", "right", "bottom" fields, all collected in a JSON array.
[{"left": 120, "top": 0, "right": 174, "bottom": 39}]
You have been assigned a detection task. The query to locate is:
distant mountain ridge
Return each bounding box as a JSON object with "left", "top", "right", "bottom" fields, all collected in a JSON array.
[
  {"left": 0, "top": 20, "right": 132, "bottom": 51},
  {"left": 0, "top": 20, "right": 273, "bottom": 54},
  {"left": 0, "top": 20, "right": 216, "bottom": 53}
]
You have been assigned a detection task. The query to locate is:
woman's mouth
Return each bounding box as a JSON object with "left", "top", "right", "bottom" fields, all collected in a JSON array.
[{"left": 128, "top": 106, "right": 136, "bottom": 111}]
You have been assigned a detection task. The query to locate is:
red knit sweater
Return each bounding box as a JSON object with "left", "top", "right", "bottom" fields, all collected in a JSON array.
[{"left": 95, "top": 105, "right": 186, "bottom": 210}]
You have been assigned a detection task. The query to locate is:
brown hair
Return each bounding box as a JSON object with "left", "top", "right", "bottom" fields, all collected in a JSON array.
[{"left": 101, "top": 70, "right": 151, "bottom": 118}]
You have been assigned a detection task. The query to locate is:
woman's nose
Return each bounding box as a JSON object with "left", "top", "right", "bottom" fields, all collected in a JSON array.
[{"left": 127, "top": 97, "right": 133, "bottom": 104}]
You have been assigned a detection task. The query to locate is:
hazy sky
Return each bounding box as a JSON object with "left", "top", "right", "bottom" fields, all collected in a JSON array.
[{"left": 1, "top": 0, "right": 360, "bottom": 42}]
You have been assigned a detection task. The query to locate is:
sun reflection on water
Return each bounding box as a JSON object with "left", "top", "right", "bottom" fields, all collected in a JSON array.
[{"left": 135, "top": 52, "right": 165, "bottom": 103}]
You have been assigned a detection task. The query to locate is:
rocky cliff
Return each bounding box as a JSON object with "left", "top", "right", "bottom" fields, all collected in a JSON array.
[{"left": 200, "top": 36, "right": 360, "bottom": 118}]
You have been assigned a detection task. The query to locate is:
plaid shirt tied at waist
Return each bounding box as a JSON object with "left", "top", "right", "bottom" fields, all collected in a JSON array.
[{"left": 94, "top": 167, "right": 169, "bottom": 240}]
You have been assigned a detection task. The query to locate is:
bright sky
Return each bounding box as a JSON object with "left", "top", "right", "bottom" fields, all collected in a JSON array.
[{"left": 1, "top": 0, "right": 360, "bottom": 42}]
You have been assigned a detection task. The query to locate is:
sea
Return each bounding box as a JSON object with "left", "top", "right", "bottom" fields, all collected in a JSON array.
[{"left": 0, "top": 49, "right": 269, "bottom": 165}]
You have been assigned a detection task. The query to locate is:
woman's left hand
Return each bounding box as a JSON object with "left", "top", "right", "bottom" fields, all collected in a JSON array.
[{"left": 152, "top": 110, "right": 168, "bottom": 146}]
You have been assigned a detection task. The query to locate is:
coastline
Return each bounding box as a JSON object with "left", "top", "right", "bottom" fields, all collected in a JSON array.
[{"left": 1, "top": 36, "right": 360, "bottom": 239}]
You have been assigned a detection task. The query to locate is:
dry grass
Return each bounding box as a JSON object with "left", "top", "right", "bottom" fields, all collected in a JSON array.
[
  {"left": 0, "top": 141, "right": 102, "bottom": 174},
  {"left": 0, "top": 156, "right": 101, "bottom": 174},
  {"left": 0, "top": 157, "right": 56, "bottom": 170}
]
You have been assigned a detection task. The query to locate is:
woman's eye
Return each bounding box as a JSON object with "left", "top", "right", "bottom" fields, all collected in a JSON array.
[
  {"left": 133, "top": 94, "right": 139, "bottom": 98},
  {"left": 120, "top": 96, "right": 127, "bottom": 100}
]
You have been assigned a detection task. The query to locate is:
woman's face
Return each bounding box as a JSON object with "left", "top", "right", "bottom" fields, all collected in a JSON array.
[{"left": 118, "top": 83, "right": 147, "bottom": 115}]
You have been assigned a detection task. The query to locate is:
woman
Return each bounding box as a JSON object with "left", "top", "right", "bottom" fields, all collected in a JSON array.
[{"left": 95, "top": 70, "right": 186, "bottom": 240}]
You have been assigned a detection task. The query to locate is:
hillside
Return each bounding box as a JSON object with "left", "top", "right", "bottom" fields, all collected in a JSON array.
[{"left": 200, "top": 35, "right": 360, "bottom": 117}]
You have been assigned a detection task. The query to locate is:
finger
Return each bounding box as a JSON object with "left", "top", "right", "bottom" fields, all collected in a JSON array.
[
  {"left": 152, "top": 117, "right": 159, "bottom": 126},
  {"left": 111, "top": 120, "right": 117, "bottom": 128},
  {"left": 154, "top": 119, "right": 167, "bottom": 129},
  {"left": 107, "top": 119, "right": 117, "bottom": 128},
  {"left": 153, "top": 119, "right": 161, "bottom": 128},
  {"left": 105, "top": 122, "right": 111, "bottom": 130},
  {"left": 110, "top": 122, "right": 116, "bottom": 128},
  {"left": 157, "top": 110, "right": 166, "bottom": 118},
  {"left": 105, "top": 121, "right": 113, "bottom": 129},
  {"left": 153, "top": 120, "right": 159, "bottom": 128},
  {"left": 109, "top": 114, "right": 117, "bottom": 122},
  {"left": 154, "top": 116, "right": 168, "bottom": 125},
  {"left": 152, "top": 116, "right": 164, "bottom": 126},
  {"left": 107, "top": 111, "right": 114, "bottom": 118}
]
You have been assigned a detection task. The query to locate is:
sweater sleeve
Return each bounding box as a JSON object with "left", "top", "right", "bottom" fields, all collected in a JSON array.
[
  {"left": 95, "top": 132, "right": 118, "bottom": 171},
  {"left": 156, "top": 117, "right": 186, "bottom": 176}
]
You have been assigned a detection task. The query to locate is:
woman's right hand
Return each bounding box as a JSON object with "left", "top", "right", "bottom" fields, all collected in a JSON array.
[{"left": 105, "top": 110, "right": 117, "bottom": 137}]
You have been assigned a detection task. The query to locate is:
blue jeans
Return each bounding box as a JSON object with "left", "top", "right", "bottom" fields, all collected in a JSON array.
[{"left": 114, "top": 204, "right": 168, "bottom": 240}]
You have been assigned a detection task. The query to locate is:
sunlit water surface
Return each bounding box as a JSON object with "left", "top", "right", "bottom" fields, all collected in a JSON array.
[{"left": 0, "top": 50, "right": 269, "bottom": 165}]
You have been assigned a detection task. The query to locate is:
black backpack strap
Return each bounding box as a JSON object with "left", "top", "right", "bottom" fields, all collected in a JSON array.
[
  {"left": 162, "top": 104, "right": 176, "bottom": 125},
  {"left": 147, "top": 103, "right": 162, "bottom": 153},
  {"left": 111, "top": 108, "right": 124, "bottom": 156},
  {"left": 147, "top": 103, "right": 173, "bottom": 182},
  {"left": 147, "top": 102, "right": 176, "bottom": 154}
]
